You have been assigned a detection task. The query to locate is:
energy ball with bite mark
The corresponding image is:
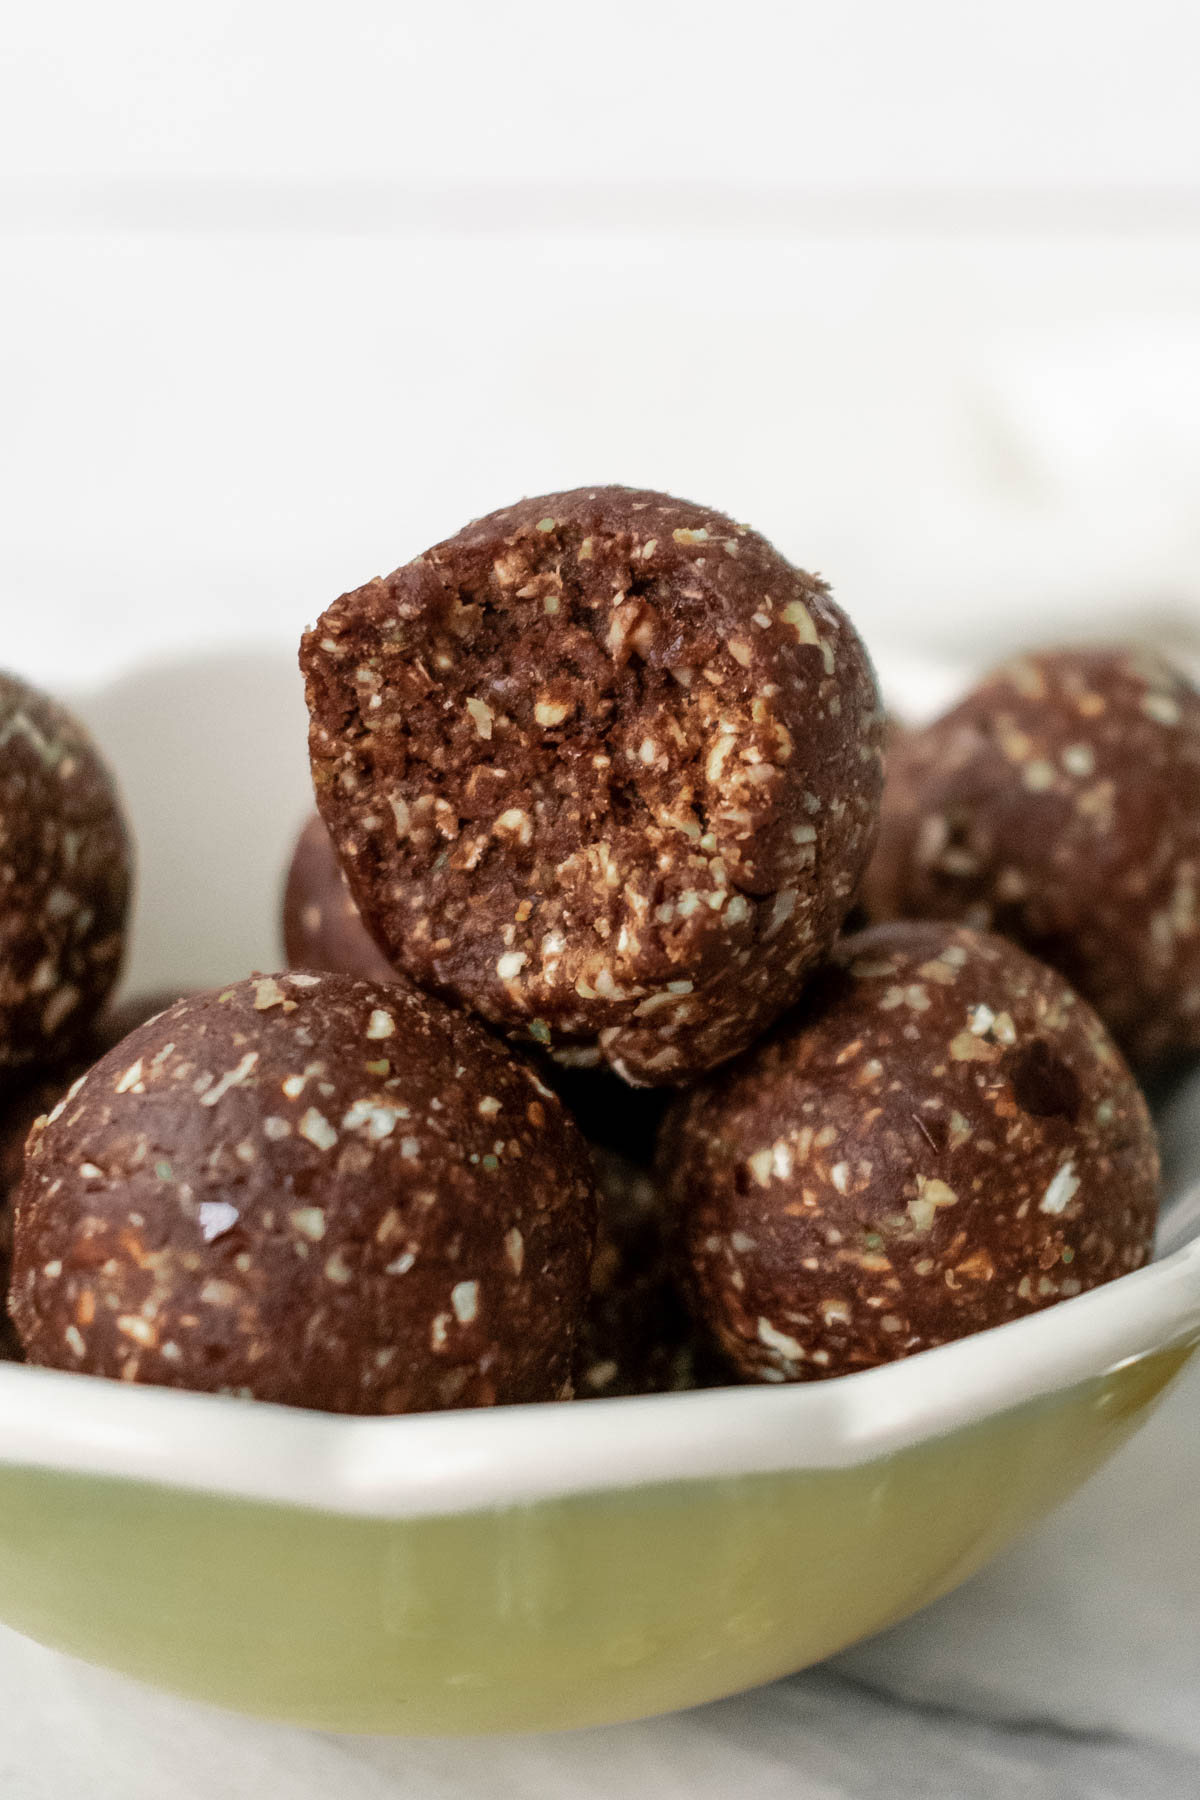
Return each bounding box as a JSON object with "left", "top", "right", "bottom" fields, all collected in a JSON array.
[
  {"left": 0, "top": 673, "right": 131, "bottom": 1085},
  {"left": 863, "top": 647, "right": 1200, "bottom": 1071},
  {"left": 280, "top": 819, "right": 671, "bottom": 1152},
  {"left": 282, "top": 813, "right": 398, "bottom": 982},
  {"left": 301, "top": 487, "right": 884, "bottom": 1086},
  {"left": 576, "top": 1146, "right": 727, "bottom": 1399},
  {"left": 661, "top": 922, "right": 1158, "bottom": 1383},
  {"left": 10, "top": 973, "right": 597, "bottom": 1413}
]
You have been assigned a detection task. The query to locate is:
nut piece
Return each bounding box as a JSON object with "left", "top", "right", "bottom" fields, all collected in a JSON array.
[
  {"left": 10, "top": 974, "right": 597, "bottom": 1414},
  {"left": 0, "top": 672, "right": 131, "bottom": 1083},
  {"left": 661, "top": 922, "right": 1159, "bottom": 1382},
  {"left": 863, "top": 646, "right": 1200, "bottom": 1071},
  {"left": 300, "top": 487, "right": 884, "bottom": 1086}
]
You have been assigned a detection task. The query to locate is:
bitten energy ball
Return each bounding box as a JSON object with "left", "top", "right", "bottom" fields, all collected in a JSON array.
[
  {"left": 864, "top": 647, "right": 1200, "bottom": 1069},
  {"left": 282, "top": 812, "right": 397, "bottom": 982},
  {"left": 0, "top": 673, "right": 131, "bottom": 1083},
  {"left": 661, "top": 922, "right": 1159, "bottom": 1382},
  {"left": 302, "top": 487, "right": 884, "bottom": 1085},
  {"left": 10, "top": 973, "right": 597, "bottom": 1413},
  {"left": 576, "top": 1147, "right": 722, "bottom": 1399}
]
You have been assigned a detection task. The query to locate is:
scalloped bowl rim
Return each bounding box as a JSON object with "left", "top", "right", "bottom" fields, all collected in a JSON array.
[{"left": 0, "top": 1232, "right": 1195, "bottom": 1520}]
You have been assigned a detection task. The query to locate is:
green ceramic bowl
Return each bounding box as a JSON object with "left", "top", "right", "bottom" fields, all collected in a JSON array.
[{"left": 0, "top": 1221, "right": 1196, "bottom": 1735}]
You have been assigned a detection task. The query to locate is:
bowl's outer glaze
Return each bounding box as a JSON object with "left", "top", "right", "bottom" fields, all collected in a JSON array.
[{"left": 0, "top": 1344, "right": 1191, "bottom": 1734}]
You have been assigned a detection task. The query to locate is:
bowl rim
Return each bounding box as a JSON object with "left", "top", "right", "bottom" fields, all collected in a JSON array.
[{"left": 0, "top": 1233, "right": 1196, "bottom": 1521}]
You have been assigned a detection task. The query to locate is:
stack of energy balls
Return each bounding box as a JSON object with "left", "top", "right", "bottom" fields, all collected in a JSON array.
[{"left": 3, "top": 488, "right": 1180, "bottom": 1414}]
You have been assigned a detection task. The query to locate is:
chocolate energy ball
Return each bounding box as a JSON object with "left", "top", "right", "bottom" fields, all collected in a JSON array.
[
  {"left": 863, "top": 646, "right": 1200, "bottom": 1070},
  {"left": 282, "top": 812, "right": 398, "bottom": 982},
  {"left": 10, "top": 973, "right": 597, "bottom": 1413},
  {"left": 280, "top": 820, "right": 670, "bottom": 1153},
  {"left": 661, "top": 922, "right": 1159, "bottom": 1383},
  {"left": 576, "top": 1146, "right": 725, "bottom": 1399},
  {"left": 0, "top": 673, "right": 131, "bottom": 1085},
  {"left": 301, "top": 487, "right": 884, "bottom": 1086}
]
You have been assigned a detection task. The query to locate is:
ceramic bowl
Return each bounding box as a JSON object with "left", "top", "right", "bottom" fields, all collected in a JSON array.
[
  {"left": 0, "top": 1228, "right": 1196, "bottom": 1734},
  {"left": 0, "top": 651, "right": 1195, "bottom": 1735}
]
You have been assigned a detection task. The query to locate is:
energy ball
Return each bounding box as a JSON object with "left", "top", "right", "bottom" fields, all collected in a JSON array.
[
  {"left": 282, "top": 812, "right": 397, "bottom": 982},
  {"left": 10, "top": 973, "right": 597, "bottom": 1413},
  {"left": 301, "top": 486, "right": 884, "bottom": 1085},
  {"left": 281, "top": 821, "right": 670, "bottom": 1153},
  {"left": 661, "top": 922, "right": 1159, "bottom": 1383},
  {"left": 0, "top": 673, "right": 131, "bottom": 1084},
  {"left": 576, "top": 1147, "right": 724, "bottom": 1399},
  {"left": 863, "top": 646, "right": 1200, "bottom": 1070}
]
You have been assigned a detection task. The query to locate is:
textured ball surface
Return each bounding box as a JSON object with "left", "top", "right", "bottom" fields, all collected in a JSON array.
[
  {"left": 864, "top": 646, "right": 1200, "bottom": 1069},
  {"left": 0, "top": 672, "right": 131, "bottom": 1084},
  {"left": 282, "top": 812, "right": 397, "bottom": 982},
  {"left": 10, "top": 973, "right": 597, "bottom": 1413},
  {"left": 1, "top": 992, "right": 185, "bottom": 1364},
  {"left": 661, "top": 922, "right": 1159, "bottom": 1382},
  {"left": 1, "top": 992, "right": 186, "bottom": 1261},
  {"left": 301, "top": 486, "right": 884, "bottom": 1085}
]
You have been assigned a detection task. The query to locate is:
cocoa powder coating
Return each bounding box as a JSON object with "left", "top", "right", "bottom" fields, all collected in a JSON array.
[{"left": 301, "top": 487, "right": 884, "bottom": 1085}]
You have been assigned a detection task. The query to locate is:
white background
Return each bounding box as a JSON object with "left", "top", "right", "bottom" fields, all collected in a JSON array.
[{"left": 6, "top": 2, "right": 1200, "bottom": 694}]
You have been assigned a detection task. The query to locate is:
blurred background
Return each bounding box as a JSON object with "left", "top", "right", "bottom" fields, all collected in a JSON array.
[{"left": 6, "top": 0, "right": 1200, "bottom": 698}]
